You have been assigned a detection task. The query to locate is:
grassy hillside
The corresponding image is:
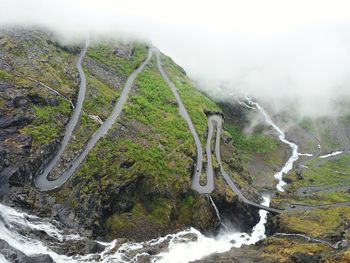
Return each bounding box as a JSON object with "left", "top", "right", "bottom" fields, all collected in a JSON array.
[{"left": 2, "top": 30, "right": 245, "bottom": 240}]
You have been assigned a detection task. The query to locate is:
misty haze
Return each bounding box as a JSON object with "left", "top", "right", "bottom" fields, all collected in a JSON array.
[{"left": 0, "top": 1, "right": 350, "bottom": 262}]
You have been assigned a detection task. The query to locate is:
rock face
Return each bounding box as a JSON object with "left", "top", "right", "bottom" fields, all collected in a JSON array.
[
  {"left": 0, "top": 240, "right": 54, "bottom": 263},
  {"left": 0, "top": 28, "right": 259, "bottom": 246}
]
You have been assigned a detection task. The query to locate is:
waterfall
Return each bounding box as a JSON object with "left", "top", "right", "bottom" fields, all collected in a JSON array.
[
  {"left": 245, "top": 97, "right": 299, "bottom": 192},
  {"left": 0, "top": 203, "right": 75, "bottom": 262},
  {"left": 154, "top": 195, "right": 271, "bottom": 263},
  {"left": 208, "top": 196, "right": 229, "bottom": 230},
  {"left": 208, "top": 196, "right": 221, "bottom": 222}
]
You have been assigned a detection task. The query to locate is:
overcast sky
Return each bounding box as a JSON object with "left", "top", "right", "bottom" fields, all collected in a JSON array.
[{"left": 1, "top": 0, "right": 350, "bottom": 116}]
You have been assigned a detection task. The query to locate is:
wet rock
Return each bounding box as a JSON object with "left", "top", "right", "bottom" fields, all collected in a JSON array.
[
  {"left": 222, "top": 133, "right": 233, "bottom": 144},
  {"left": 27, "top": 93, "right": 59, "bottom": 107},
  {"left": 194, "top": 253, "right": 240, "bottom": 263},
  {"left": 0, "top": 239, "right": 28, "bottom": 262},
  {"left": 181, "top": 233, "right": 198, "bottom": 242},
  {"left": 0, "top": 81, "right": 11, "bottom": 91},
  {"left": 0, "top": 146, "right": 10, "bottom": 167},
  {"left": 28, "top": 93, "right": 48, "bottom": 105},
  {"left": 12, "top": 95, "right": 29, "bottom": 108},
  {"left": 338, "top": 239, "right": 349, "bottom": 248},
  {"left": 0, "top": 59, "right": 12, "bottom": 70},
  {"left": 289, "top": 252, "right": 321, "bottom": 263},
  {"left": 52, "top": 204, "right": 78, "bottom": 229},
  {"left": 120, "top": 159, "right": 135, "bottom": 169},
  {"left": 283, "top": 177, "right": 293, "bottom": 184},
  {"left": 114, "top": 47, "right": 131, "bottom": 58},
  {"left": 0, "top": 112, "right": 33, "bottom": 128},
  {"left": 84, "top": 240, "right": 105, "bottom": 254},
  {"left": 58, "top": 238, "right": 105, "bottom": 256},
  {"left": 25, "top": 254, "right": 54, "bottom": 263},
  {"left": 0, "top": 166, "right": 17, "bottom": 197},
  {"left": 296, "top": 170, "right": 303, "bottom": 180},
  {"left": 0, "top": 239, "right": 54, "bottom": 263},
  {"left": 47, "top": 97, "right": 59, "bottom": 106}
]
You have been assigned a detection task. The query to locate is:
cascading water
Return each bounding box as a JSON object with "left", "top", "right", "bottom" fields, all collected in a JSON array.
[
  {"left": 320, "top": 151, "right": 343, "bottom": 159},
  {"left": 0, "top": 203, "right": 75, "bottom": 262},
  {"left": 0, "top": 196, "right": 270, "bottom": 263},
  {"left": 209, "top": 196, "right": 221, "bottom": 222},
  {"left": 0, "top": 254, "right": 10, "bottom": 263},
  {"left": 245, "top": 97, "right": 299, "bottom": 192},
  {"left": 0, "top": 98, "right": 300, "bottom": 263},
  {"left": 152, "top": 195, "right": 271, "bottom": 263},
  {"left": 208, "top": 196, "right": 229, "bottom": 230}
]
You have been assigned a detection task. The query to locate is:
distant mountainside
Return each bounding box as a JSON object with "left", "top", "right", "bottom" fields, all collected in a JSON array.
[{"left": 0, "top": 28, "right": 349, "bottom": 262}]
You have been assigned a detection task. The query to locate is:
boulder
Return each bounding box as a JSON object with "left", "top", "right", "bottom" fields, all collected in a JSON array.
[{"left": 0, "top": 239, "right": 54, "bottom": 263}]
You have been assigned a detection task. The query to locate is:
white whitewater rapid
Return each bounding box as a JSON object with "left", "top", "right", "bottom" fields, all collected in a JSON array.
[
  {"left": 0, "top": 98, "right": 300, "bottom": 262},
  {"left": 154, "top": 195, "right": 271, "bottom": 263},
  {"left": 0, "top": 197, "right": 270, "bottom": 263}
]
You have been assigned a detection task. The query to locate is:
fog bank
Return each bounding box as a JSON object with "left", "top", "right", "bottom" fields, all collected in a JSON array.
[{"left": 1, "top": 0, "right": 350, "bottom": 117}]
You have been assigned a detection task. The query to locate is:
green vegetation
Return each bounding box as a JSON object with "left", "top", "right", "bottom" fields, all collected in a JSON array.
[
  {"left": 87, "top": 42, "right": 148, "bottom": 77},
  {"left": 49, "top": 55, "right": 226, "bottom": 237},
  {"left": 325, "top": 249, "right": 350, "bottom": 263},
  {"left": 300, "top": 116, "right": 341, "bottom": 151},
  {"left": 340, "top": 113, "right": 350, "bottom": 124},
  {"left": 21, "top": 98, "right": 71, "bottom": 146},
  {"left": 222, "top": 111, "right": 285, "bottom": 189},
  {"left": 106, "top": 213, "right": 137, "bottom": 236},
  {"left": 83, "top": 73, "right": 120, "bottom": 119},
  {"left": 273, "top": 155, "right": 350, "bottom": 207},
  {"left": 76, "top": 58, "right": 195, "bottom": 192},
  {"left": 58, "top": 57, "right": 203, "bottom": 233},
  {"left": 0, "top": 69, "right": 14, "bottom": 81},
  {"left": 140, "top": 196, "right": 173, "bottom": 225},
  {"left": 161, "top": 54, "right": 220, "bottom": 143},
  {"left": 225, "top": 123, "right": 278, "bottom": 153},
  {"left": 261, "top": 236, "right": 330, "bottom": 262},
  {"left": 302, "top": 155, "right": 350, "bottom": 186},
  {"left": 1, "top": 33, "right": 78, "bottom": 98},
  {"left": 2, "top": 30, "right": 251, "bottom": 240},
  {"left": 68, "top": 114, "right": 99, "bottom": 152},
  {"left": 276, "top": 206, "right": 350, "bottom": 238},
  {"left": 48, "top": 43, "right": 147, "bottom": 177}
]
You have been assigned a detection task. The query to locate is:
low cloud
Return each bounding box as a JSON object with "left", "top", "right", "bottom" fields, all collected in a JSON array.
[{"left": 1, "top": 0, "right": 350, "bottom": 117}]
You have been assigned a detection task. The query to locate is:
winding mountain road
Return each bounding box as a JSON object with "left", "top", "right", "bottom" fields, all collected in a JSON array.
[
  {"left": 35, "top": 47, "right": 152, "bottom": 191},
  {"left": 209, "top": 115, "right": 282, "bottom": 213},
  {"left": 34, "top": 44, "right": 349, "bottom": 215},
  {"left": 297, "top": 182, "right": 350, "bottom": 196},
  {"left": 156, "top": 49, "right": 214, "bottom": 194},
  {"left": 34, "top": 40, "right": 89, "bottom": 190},
  {"left": 156, "top": 52, "right": 280, "bottom": 213}
]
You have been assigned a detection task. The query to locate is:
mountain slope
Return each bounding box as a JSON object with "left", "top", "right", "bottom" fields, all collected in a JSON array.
[
  {"left": 2, "top": 28, "right": 349, "bottom": 262},
  {"left": 0, "top": 29, "right": 258, "bottom": 243}
]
